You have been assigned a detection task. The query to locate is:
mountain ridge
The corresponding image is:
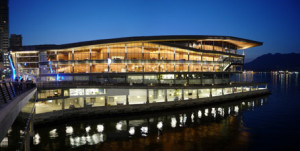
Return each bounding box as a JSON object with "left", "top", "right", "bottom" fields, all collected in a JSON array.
[{"left": 244, "top": 53, "right": 300, "bottom": 71}]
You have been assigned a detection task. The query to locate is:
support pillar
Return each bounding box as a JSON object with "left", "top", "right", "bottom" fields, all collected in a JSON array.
[
  {"left": 105, "top": 96, "right": 108, "bottom": 106},
  {"left": 126, "top": 95, "right": 129, "bottom": 105},
  {"left": 164, "top": 89, "right": 167, "bottom": 102},
  {"left": 210, "top": 89, "right": 212, "bottom": 98},
  {"left": 181, "top": 89, "right": 184, "bottom": 101},
  {"left": 146, "top": 89, "right": 149, "bottom": 104}
]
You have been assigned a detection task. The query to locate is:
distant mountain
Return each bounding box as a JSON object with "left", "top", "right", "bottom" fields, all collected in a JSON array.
[{"left": 244, "top": 53, "right": 300, "bottom": 71}]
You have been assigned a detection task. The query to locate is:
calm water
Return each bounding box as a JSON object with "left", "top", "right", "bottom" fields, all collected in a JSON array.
[{"left": 2, "top": 73, "right": 300, "bottom": 151}]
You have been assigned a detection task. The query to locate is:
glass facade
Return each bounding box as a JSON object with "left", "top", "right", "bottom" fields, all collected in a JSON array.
[
  {"left": 33, "top": 83, "right": 268, "bottom": 114},
  {"left": 11, "top": 40, "right": 245, "bottom": 84}
]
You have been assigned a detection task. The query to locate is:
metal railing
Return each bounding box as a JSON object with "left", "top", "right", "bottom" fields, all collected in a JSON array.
[{"left": 0, "top": 81, "right": 36, "bottom": 107}]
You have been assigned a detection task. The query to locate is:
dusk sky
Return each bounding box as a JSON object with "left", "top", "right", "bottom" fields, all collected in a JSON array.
[{"left": 9, "top": 0, "right": 300, "bottom": 62}]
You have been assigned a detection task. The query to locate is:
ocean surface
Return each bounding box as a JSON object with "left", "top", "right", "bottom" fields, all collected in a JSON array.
[{"left": 1, "top": 72, "right": 300, "bottom": 151}]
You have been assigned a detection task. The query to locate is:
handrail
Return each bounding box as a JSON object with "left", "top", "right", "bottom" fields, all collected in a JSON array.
[
  {"left": 16, "top": 100, "right": 36, "bottom": 151},
  {"left": 0, "top": 82, "right": 36, "bottom": 107}
]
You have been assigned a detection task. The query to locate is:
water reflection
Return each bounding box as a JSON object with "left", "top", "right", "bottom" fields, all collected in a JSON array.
[{"left": 28, "top": 96, "right": 268, "bottom": 151}]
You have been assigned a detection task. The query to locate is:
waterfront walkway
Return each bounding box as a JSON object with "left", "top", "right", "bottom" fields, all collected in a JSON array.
[{"left": 0, "top": 82, "right": 36, "bottom": 143}]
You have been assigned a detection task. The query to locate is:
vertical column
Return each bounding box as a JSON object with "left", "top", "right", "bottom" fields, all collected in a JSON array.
[
  {"left": 158, "top": 45, "right": 161, "bottom": 59},
  {"left": 210, "top": 88, "right": 212, "bottom": 98},
  {"left": 222, "top": 88, "right": 224, "bottom": 95},
  {"left": 62, "top": 99, "right": 65, "bottom": 110},
  {"left": 90, "top": 63, "right": 92, "bottom": 73},
  {"left": 146, "top": 89, "right": 149, "bottom": 104},
  {"left": 107, "top": 45, "right": 110, "bottom": 72},
  {"left": 142, "top": 43, "right": 144, "bottom": 60},
  {"left": 72, "top": 63, "right": 74, "bottom": 73},
  {"left": 200, "top": 41, "right": 203, "bottom": 50},
  {"left": 126, "top": 95, "right": 129, "bottom": 105},
  {"left": 125, "top": 43, "right": 127, "bottom": 60},
  {"left": 105, "top": 96, "right": 108, "bottom": 106},
  {"left": 201, "top": 52, "right": 203, "bottom": 61},
  {"left": 181, "top": 89, "right": 184, "bottom": 101},
  {"left": 174, "top": 48, "right": 176, "bottom": 61},
  {"left": 197, "top": 89, "right": 199, "bottom": 99},
  {"left": 89, "top": 48, "right": 92, "bottom": 60},
  {"left": 164, "top": 89, "right": 167, "bottom": 102},
  {"left": 243, "top": 49, "right": 245, "bottom": 55},
  {"left": 55, "top": 50, "right": 57, "bottom": 61},
  {"left": 72, "top": 49, "right": 74, "bottom": 60},
  {"left": 213, "top": 41, "right": 215, "bottom": 51},
  {"left": 232, "top": 87, "right": 235, "bottom": 94}
]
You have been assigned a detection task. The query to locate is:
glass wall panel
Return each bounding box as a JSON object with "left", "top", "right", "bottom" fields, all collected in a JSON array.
[
  {"left": 35, "top": 99, "right": 63, "bottom": 114},
  {"left": 109, "top": 63, "right": 126, "bottom": 72},
  {"left": 175, "top": 49, "right": 188, "bottom": 61},
  {"left": 74, "top": 50, "right": 90, "bottom": 60},
  {"left": 93, "top": 96, "right": 105, "bottom": 106},
  {"left": 57, "top": 64, "right": 72, "bottom": 73},
  {"left": 85, "top": 88, "right": 105, "bottom": 95},
  {"left": 149, "top": 89, "right": 165, "bottom": 103},
  {"left": 144, "top": 75, "right": 158, "bottom": 84},
  {"left": 175, "top": 64, "right": 188, "bottom": 72},
  {"left": 160, "top": 47, "right": 174, "bottom": 60},
  {"left": 224, "top": 88, "right": 233, "bottom": 95},
  {"left": 184, "top": 89, "right": 197, "bottom": 100},
  {"left": 212, "top": 88, "right": 223, "bottom": 96},
  {"left": 128, "top": 75, "right": 143, "bottom": 84},
  {"left": 91, "top": 64, "right": 107, "bottom": 73},
  {"left": 198, "top": 89, "right": 210, "bottom": 98},
  {"left": 57, "top": 51, "right": 72, "bottom": 61},
  {"left": 189, "top": 52, "right": 201, "bottom": 61},
  {"left": 144, "top": 47, "right": 159, "bottom": 60},
  {"left": 47, "top": 51, "right": 57, "bottom": 61},
  {"left": 189, "top": 64, "right": 201, "bottom": 72},
  {"left": 127, "top": 63, "right": 143, "bottom": 72},
  {"left": 38, "top": 89, "right": 62, "bottom": 99},
  {"left": 109, "top": 47, "right": 125, "bottom": 60},
  {"left": 64, "top": 97, "right": 85, "bottom": 109},
  {"left": 167, "top": 89, "right": 181, "bottom": 101},
  {"left": 127, "top": 47, "right": 142, "bottom": 60},
  {"left": 70, "top": 89, "right": 84, "bottom": 96},
  {"left": 128, "top": 89, "right": 146, "bottom": 104},
  {"left": 91, "top": 47, "right": 108, "bottom": 60},
  {"left": 144, "top": 63, "right": 159, "bottom": 72},
  {"left": 107, "top": 96, "right": 126, "bottom": 106},
  {"left": 160, "top": 64, "right": 174, "bottom": 72},
  {"left": 74, "top": 64, "right": 90, "bottom": 73}
]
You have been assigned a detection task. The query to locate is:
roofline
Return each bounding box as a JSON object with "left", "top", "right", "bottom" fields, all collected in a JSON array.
[{"left": 15, "top": 35, "right": 263, "bottom": 51}]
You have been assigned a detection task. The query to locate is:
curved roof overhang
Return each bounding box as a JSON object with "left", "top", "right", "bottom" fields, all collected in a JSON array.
[{"left": 16, "top": 35, "right": 263, "bottom": 51}]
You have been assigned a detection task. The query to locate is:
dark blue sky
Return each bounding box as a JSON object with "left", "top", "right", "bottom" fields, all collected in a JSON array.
[{"left": 10, "top": 0, "right": 300, "bottom": 62}]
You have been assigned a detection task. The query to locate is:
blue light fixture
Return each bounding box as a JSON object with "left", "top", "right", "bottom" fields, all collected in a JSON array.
[{"left": 8, "top": 54, "right": 16, "bottom": 80}]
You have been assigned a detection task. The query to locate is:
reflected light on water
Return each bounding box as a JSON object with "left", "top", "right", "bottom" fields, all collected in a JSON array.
[
  {"left": 198, "top": 110, "right": 202, "bottom": 118},
  {"left": 66, "top": 126, "right": 73, "bottom": 135},
  {"left": 85, "top": 126, "right": 91, "bottom": 133},
  {"left": 49, "top": 129, "right": 58, "bottom": 138},
  {"left": 171, "top": 117, "right": 177, "bottom": 128},
  {"left": 211, "top": 108, "right": 216, "bottom": 118},
  {"left": 157, "top": 121, "right": 163, "bottom": 130},
  {"left": 97, "top": 124, "right": 104, "bottom": 133},
  {"left": 33, "top": 133, "right": 40, "bottom": 145},
  {"left": 141, "top": 127, "right": 148, "bottom": 136},
  {"left": 205, "top": 108, "right": 209, "bottom": 116},
  {"left": 116, "top": 122, "right": 123, "bottom": 131},
  {"left": 129, "top": 127, "right": 135, "bottom": 135}
]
